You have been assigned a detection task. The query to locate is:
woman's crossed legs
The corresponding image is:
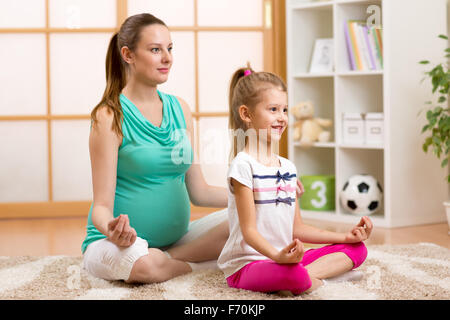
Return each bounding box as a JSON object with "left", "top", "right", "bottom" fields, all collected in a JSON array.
[{"left": 83, "top": 209, "right": 229, "bottom": 283}]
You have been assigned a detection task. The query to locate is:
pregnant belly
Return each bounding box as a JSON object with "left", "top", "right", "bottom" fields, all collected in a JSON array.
[{"left": 114, "top": 182, "right": 191, "bottom": 248}]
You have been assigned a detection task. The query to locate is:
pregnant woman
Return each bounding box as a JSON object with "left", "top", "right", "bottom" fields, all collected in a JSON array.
[{"left": 81, "top": 13, "right": 230, "bottom": 284}]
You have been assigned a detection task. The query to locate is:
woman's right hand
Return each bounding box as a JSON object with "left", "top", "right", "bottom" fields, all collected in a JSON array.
[
  {"left": 106, "top": 214, "right": 137, "bottom": 248},
  {"left": 274, "top": 239, "right": 304, "bottom": 264}
]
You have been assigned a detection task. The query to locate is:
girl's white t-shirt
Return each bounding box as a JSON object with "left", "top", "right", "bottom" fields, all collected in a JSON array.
[{"left": 217, "top": 151, "right": 298, "bottom": 278}]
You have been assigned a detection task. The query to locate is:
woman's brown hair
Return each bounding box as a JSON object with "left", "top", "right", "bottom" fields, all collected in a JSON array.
[
  {"left": 90, "top": 13, "right": 167, "bottom": 136},
  {"left": 228, "top": 62, "right": 287, "bottom": 162}
]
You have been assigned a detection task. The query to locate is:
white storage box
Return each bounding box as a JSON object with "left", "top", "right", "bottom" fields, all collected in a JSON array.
[
  {"left": 365, "top": 113, "right": 384, "bottom": 144},
  {"left": 342, "top": 113, "right": 364, "bottom": 144}
]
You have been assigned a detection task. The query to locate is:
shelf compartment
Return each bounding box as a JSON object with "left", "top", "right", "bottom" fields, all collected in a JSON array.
[
  {"left": 287, "top": 4, "right": 333, "bottom": 74},
  {"left": 294, "top": 147, "right": 335, "bottom": 176},
  {"left": 295, "top": 147, "right": 336, "bottom": 216},
  {"left": 335, "top": 74, "right": 383, "bottom": 146},
  {"left": 335, "top": 73, "right": 383, "bottom": 113},
  {"left": 334, "top": 0, "right": 383, "bottom": 73},
  {"left": 289, "top": 77, "right": 335, "bottom": 143},
  {"left": 337, "top": 148, "right": 384, "bottom": 218}
]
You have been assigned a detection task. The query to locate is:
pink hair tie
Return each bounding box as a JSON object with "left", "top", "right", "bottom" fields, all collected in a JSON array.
[{"left": 244, "top": 69, "right": 252, "bottom": 76}]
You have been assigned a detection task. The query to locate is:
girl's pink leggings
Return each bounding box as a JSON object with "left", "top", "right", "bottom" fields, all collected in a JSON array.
[{"left": 226, "top": 242, "right": 367, "bottom": 295}]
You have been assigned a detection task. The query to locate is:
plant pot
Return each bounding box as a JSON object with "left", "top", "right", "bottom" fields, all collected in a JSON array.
[{"left": 444, "top": 201, "right": 450, "bottom": 235}]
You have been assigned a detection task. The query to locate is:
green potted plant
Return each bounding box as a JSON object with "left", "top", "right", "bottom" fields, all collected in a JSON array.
[{"left": 419, "top": 34, "right": 450, "bottom": 234}]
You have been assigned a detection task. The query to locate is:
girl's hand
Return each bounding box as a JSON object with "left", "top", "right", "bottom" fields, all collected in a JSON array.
[
  {"left": 274, "top": 239, "right": 304, "bottom": 264},
  {"left": 296, "top": 179, "right": 305, "bottom": 198},
  {"left": 344, "top": 216, "right": 373, "bottom": 243},
  {"left": 107, "top": 214, "right": 137, "bottom": 248}
]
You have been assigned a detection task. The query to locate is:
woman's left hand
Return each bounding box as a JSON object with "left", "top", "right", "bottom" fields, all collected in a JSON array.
[
  {"left": 296, "top": 179, "right": 305, "bottom": 198},
  {"left": 344, "top": 216, "right": 373, "bottom": 243}
]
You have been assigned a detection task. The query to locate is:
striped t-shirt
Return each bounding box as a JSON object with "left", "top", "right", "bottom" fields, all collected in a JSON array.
[{"left": 217, "top": 151, "right": 298, "bottom": 278}]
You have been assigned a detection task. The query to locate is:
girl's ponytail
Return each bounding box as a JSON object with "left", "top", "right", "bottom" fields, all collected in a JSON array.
[{"left": 228, "top": 63, "right": 253, "bottom": 162}]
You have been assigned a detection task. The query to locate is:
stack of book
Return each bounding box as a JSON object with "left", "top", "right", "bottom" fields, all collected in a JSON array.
[{"left": 344, "top": 20, "right": 383, "bottom": 71}]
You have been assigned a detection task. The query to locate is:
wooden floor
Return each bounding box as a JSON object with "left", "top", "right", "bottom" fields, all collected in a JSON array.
[{"left": 0, "top": 215, "right": 448, "bottom": 256}]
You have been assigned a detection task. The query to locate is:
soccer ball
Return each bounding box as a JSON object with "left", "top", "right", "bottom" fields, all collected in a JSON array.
[{"left": 340, "top": 174, "right": 383, "bottom": 216}]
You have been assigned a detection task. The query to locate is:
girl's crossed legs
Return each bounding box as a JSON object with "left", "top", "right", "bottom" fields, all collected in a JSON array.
[{"left": 226, "top": 242, "right": 368, "bottom": 295}]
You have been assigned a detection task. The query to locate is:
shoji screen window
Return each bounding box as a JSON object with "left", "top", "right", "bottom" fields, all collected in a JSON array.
[
  {"left": 0, "top": 0, "right": 116, "bottom": 217},
  {"left": 49, "top": 1, "right": 114, "bottom": 203},
  {"left": 0, "top": 1, "right": 48, "bottom": 205}
]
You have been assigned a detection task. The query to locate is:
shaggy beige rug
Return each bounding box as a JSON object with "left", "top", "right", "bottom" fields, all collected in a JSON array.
[{"left": 0, "top": 243, "right": 449, "bottom": 300}]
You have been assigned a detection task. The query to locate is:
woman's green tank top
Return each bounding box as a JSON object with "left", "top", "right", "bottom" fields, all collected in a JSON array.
[{"left": 81, "top": 91, "right": 193, "bottom": 253}]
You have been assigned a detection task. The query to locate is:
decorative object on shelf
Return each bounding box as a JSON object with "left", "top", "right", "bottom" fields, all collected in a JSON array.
[
  {"left": 340, "top": 174, "right": 383, "bottom": 216},
  {"left": 299, "top": 175, "right": 335, "bottom": 211},
  {"left": 418, "top": 34, "right": 450, "bottom": 233},
  {"left": 309, "top": 38, "right": 334, "bottom": 73},
  {"left": 365, "top": 112, "right": 384, "bottom": 144},
  {"left": 342, "top": 112, "right": 364, "bottom": 144},
  {"left": 344, "top": 20, "right": 383, "bottom": 71},
  {"left": 342, "top": 112, "right": 384, "bottom": 146},
  {"left": 291, "top": 101, "right": 333, "bottom": 145}
]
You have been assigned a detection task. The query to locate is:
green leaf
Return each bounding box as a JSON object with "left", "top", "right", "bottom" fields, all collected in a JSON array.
[
  {"left": 419, "top": 60, "right": 430, "bottom": 64},
  {"left": 439, "top": 34, "right": 448, "bottom": 40},
  {"left": 430, "top": 118, "right": 437, "bottom": 127},
  {"left": 432, "top": 77, "right": 440, "bottom": 93},
  {"left": 432, "top": 135, "right": 442, "bottom": 146},
  {"left": 423, "top": 137, "right": 432, "bottom": 153},
  {"left": 441, "top": 158, "right": 448, "bottom": 168},
  {"left": 438, "top": 96, "right": 447, "bottom": 103},
  {"left": 422, "top": 124, "right": 429, "bottom": 133},
  {"left": 434, "top": 106, "right": 444, "bottom": 113}
]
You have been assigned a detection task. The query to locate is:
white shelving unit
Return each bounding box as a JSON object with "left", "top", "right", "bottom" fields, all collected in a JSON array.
[{"left": 286, "top": 0, "right": 449, "bottom": 228}]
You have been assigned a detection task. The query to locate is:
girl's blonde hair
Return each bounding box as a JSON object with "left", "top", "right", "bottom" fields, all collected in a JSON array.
[{"left": 228, "top": 63, "right": 287, "bottom": 162}]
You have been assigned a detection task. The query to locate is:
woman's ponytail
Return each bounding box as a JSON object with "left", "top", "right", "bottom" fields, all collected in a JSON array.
[{"left": 91, "top": 32, "right": 126, "bottom": 136}]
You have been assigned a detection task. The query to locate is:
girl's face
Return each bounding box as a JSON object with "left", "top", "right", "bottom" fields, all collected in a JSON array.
[
  {"left": 126, "top": 24, "right": 173, "bottom": 85},
  {"left": 247, "top": 87, "right": 288, "bottom": 144}
]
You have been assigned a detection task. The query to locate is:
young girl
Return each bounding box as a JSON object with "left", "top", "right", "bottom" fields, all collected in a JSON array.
[{"left": 217, "top": 65, "right": 372, "bottom": 294}]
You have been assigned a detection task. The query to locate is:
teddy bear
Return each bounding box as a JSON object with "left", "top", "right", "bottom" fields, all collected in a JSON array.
[{"left": 291, "top": 101, "right": 333, "bottom": 145}]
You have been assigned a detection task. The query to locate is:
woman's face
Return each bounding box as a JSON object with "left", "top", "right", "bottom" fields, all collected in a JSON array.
[{"left": 125, "top": 24, "right": 173, "bottom": 85}]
